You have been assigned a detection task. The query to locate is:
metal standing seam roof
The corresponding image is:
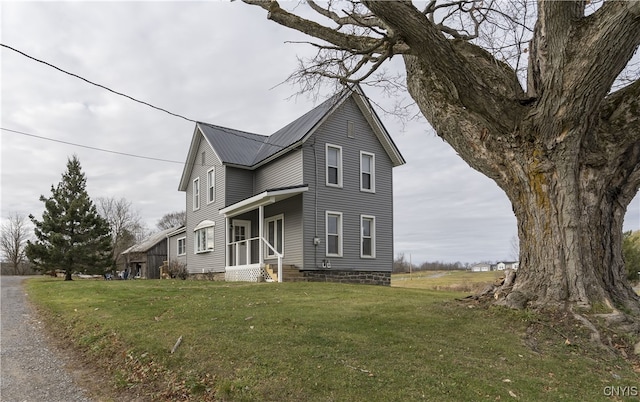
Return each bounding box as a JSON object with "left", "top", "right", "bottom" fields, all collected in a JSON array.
[
  {"left": 197, "top": 90, "right": 349, "bottom": 168},
  {"left": 120, "top": 226, "right": 181, "bottom": 255},
  {"left": 251, "top": 90, "right": 347, "bottom": 164},
  {"left": 197, "top": 124, "right": 267, "bottom": 166}
]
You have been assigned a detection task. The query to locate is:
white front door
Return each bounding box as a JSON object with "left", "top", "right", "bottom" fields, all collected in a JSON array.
[{"left": 232, "top": 220, "right": 251, "bottom": 265}]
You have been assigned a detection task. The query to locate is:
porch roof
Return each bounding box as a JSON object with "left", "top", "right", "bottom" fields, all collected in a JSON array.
[{"left": 219, "top": 185, "right": 308, "bottom": 218}]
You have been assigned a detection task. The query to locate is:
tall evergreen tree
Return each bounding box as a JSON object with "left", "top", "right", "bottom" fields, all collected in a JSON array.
[{"left": 26, "top": 155, "right": 112, "bottom": 280}]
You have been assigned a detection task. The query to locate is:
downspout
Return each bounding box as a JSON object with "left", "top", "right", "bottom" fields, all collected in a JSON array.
[
  {"left": 313, "top": 138, "right": 319, "bottom": 269},
  {"left": 166, "top": 233, "right": 170, "bottom": 279}
]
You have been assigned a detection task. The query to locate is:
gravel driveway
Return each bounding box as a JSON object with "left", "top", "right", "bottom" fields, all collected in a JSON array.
[{"left": 1, "top": 275, "right": 94, "bottom": 402}]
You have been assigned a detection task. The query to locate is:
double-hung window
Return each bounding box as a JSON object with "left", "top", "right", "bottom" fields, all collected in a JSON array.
[
  {"left": 360, "top": 152, "right": 375, "bottom": 192},
  {"left": 326, "top": 144, "right": 342, "bottom": 187},
  {"left": 194, "top": 221, "right": 214, "bottom": 253},
  {"left": 207, "top": 167, "right": 215, "bottom": 204},
  {"left": 193, "top": 178, "right": 200, "bottom": 211},
  {"left": 177, "top": 237, "right": 186, "bottom": 256},
  {"left": 361, "top": 215, "right": 376, "bottom": 258},
  {"left": 264, "top": 214, "right": 284, "bottom": 258},
  {"left": 326, "top": 211, "right": 343, "bottom": 257}
]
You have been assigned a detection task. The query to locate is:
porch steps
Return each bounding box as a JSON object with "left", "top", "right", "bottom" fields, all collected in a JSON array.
[
  {"left": 264, "top": 264, "right": 305, "bottom": 282},
  {"left": 264, "top": 266, "right": 278, "bottom": 282}
]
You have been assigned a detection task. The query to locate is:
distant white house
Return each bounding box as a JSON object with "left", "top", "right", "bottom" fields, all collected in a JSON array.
[
  {"left": 470, "top": 261, "right": 519, "bottom": 272},
  {"left": 470, "top": 263, "right": 491, "bottom": 272},
  {"left": 495, "top": 261, "right": 519, "bottom": 270}
]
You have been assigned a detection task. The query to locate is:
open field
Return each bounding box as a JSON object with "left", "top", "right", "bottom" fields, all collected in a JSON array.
[
  {"left": 392, "top": 270, "right": 503, "bottom": 293},
  {"left": 25, "top": 278, "right": 639, "bottom": 401}
]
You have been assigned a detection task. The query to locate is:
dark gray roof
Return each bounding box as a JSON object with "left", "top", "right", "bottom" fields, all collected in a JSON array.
[
  {"left": 198, "top": 123, "right": 267, "bottom": 166},
  {"left": 251, "top": 91, "right": 346, "bottom": 164},
  {"left": 197, "top": 90, "right": 348, "bottom": 168}
]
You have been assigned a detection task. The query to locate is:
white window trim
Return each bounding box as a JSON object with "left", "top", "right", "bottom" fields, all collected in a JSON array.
[
  {"left": 326, "top": 211, "right": 343, "bottom": 257},
  {"left": 360, "top": 215, "right": 376, "bottom": 259},
  {"left": 360, "top": 151, "right": 376, "bottom": 193},
  {"left": 177, "top": 236, "right": 186, "bottom": 256},
  {"left": 207, "top": 167, "right": 216, "bottom": 204},
  {"left": 264, "top": 214, "right": 284, "bottom": 258},
  {"left": 325, "top": 143, "right": 343, "bottom": 188},
  {"left": 192, "top": 177, "right": 200, "bottom": 211},
  {"left": 194, "top": 222, "right": 215, "bottom": 254}
]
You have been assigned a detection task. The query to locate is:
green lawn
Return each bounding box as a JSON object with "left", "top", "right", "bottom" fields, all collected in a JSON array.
[{"left": 25, "top": 278, "right": 639, "bottom": 401}]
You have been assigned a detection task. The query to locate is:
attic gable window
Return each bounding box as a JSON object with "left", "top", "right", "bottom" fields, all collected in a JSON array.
[
  {"left": 347, "top": 121, "right": 355, "bottom": 139},
  {"left": 326, "top": 144, "right": 343, "bottom": 188}
]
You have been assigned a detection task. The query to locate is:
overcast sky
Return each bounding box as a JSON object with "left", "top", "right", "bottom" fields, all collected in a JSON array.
[{"left": 1, "top": 2, "right": 638, "bottom": 265}]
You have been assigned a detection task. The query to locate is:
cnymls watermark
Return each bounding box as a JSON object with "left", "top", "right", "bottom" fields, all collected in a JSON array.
[{"left": 603, "top": 386, "right": 639, "bottom": 398}]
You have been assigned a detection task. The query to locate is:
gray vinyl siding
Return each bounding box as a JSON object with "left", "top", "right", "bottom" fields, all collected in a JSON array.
[
  {"left": 263, "top": 195, "right": 304, "bottom": 268},
  {"left": 184, "top": 137, "right": 226, "bottom": 274},
  {"left": 254, "top": 149, "right": 303, "bottom": 193},
  {"left": 302, "top": 97, "right": 394, "bottom": 272},
  {"left": 225, "top": 166, "right": 254, "bottom": 206},
  {"left": 167, "top": 232, "right": 186, "bottom": 267}
]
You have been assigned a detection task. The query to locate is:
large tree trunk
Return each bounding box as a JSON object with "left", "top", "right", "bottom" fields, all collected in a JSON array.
[
  {"left": 502, "top": 147, "right": 640, "bottom": 312},
  {"left": 403, "top": 48, "right": 640, "bottom": 314}
]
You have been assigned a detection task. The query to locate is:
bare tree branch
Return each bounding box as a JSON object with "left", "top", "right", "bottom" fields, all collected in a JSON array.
[{"left": 1, "top": 213, "right": 31, "bottom": 275}]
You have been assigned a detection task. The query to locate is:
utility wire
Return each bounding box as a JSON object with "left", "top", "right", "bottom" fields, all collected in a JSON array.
[
  {"left": 1, "top": 43, "right": 196, "bottom": 123},
  {"left": 1, "top": 127, "right": 185, "bottom": 165},
  {"left": 0, "top": 42, "right": 290, "bottom": 150}
]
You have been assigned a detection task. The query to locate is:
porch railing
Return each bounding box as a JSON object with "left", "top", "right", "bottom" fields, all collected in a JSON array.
[{"left": 227, "top": 236, "right": 283, "bottom": 282}]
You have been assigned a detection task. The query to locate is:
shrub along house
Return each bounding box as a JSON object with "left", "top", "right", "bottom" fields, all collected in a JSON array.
[{"left": 173, "top": 84, "right": 405, "bottom": 285}]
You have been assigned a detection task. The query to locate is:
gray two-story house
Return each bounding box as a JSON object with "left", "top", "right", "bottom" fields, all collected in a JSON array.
[{"left": 171, "top": 85, "right": 405, "bottom": 285}]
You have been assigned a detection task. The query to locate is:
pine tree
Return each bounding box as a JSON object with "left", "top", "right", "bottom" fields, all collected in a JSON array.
[{"left": 26, "top": 155, "right": 112, "bottom": 280}]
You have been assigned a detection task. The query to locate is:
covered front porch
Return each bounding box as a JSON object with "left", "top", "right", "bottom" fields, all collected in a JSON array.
[{"left": 219, "top": 185, "right": 307, "bottom": 282}]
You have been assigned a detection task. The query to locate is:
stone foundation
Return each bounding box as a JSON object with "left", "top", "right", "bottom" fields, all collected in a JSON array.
[
  {"left": 302, "top": 270, "right": 390, "bottom": 286},
  {"left": 188, "top": 272, "right": 225, "bottom": 281}
]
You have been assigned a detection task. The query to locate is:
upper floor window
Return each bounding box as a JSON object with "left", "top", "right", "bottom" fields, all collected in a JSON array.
[
  {"left": 361, "top": 215, "right": 376, "bottom": 258},
  {"left": 360, "top": 152, "right": 375, "bottom": 192},
  {"left": 264, "top": 214, "right": 284, "bottom": 258},
  {"left": 193, "top": 177, "right": 200, "bottom": 211},
  {"left": 326, "top": 144, "right": 342, "bottom": 187},
  {"left": 207, "top": 167, "right": 215, "bottom": 204},
  {"left": 326, "top": 211, "right": 343, "bottom": 257},
  {"left": 177, "top": 237, "right": 186, "bottom": 256}
]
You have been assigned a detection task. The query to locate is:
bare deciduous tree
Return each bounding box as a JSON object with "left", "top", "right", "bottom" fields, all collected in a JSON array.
[
  {"left": 156, "top": 211, "right": 186, "bottom": 231},
  {"left": 245, "top": 0, "right": 640, "bottom": 315},
  {"left": 1, "top": 213, "right": 31, "bottom": 275},
  {"left": 97, "top": 197, "right": 147, "bottom": 269}
]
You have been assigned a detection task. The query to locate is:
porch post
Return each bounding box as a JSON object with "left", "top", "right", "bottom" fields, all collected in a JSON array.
[
  {"left": 225, "top": 216, "right": 229, "bottom": 268},
  {"left": 258, "top": 205, "right": 264, "bottom": 267}
]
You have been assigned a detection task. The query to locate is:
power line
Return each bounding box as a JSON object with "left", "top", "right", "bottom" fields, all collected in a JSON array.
[
  {"left": 1, "top": 127, "right": 185, "bottom": 165},
  {"left": 1, "top": 43, "right": 196, "bottom": 123},
  {"left": 0, "top": 43, "right": 299, "bottom": 151}
]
